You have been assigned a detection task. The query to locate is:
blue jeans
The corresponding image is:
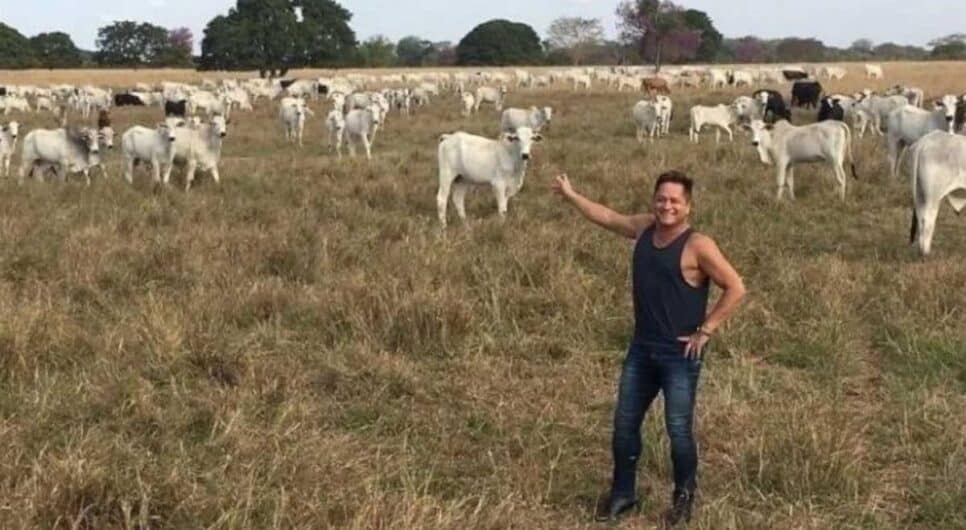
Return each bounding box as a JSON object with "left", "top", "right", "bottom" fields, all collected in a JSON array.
[{"left": 611, "top": 341, "right": 702, "bottom": 500}]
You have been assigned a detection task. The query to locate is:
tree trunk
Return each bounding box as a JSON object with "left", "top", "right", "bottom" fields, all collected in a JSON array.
[
  {"left": 259, "top": 69, "right": 267, "bottom": 78},
  {"left": 654, "top": 40, "right": 663, "bottom": 72}
]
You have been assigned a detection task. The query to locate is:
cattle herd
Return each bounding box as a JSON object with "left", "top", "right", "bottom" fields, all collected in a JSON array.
[{"left": 0, "top": 62, "right": 964, "bottom": 255}]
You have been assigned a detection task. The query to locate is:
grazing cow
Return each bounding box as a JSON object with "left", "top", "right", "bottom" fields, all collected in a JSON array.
[
  {"left": 791, "top": 80, "right": 823, "bottom": 109},
  {"left": 18, "top": 127, "right": 102, "bottom": 185},
  {"left": 436, "top": 126, "right": 542, "bottom": 227},
  {"left": 885, "top": 94, "right": 959, "bottom": 177},
  {"left": 1, "top": 96, "right": 31, "bottom": 114},
  {"left": 285, "top": 79, "right": 319, "bottom": 100},
  {"left": 782, "top": 69, "right": 809, "bottom": 81},
  {"left": 817, "top": 97, "right": 845, "bottom": 122},
  {"left": 572, "top": 74, "right": 592, "bottom": 91},
  {"left": 689, "top": 104, "right": 739, "bottom": 143},
  {"left": 821, "top": 66, "right": 847, "bottom": 80},
  {"left": 753, "top": 89, "right": 792, "bottom": 123},
  {"left": 188, "top": 91, "right": 229, "bottom": 117},
  {"left": 460, "top": 93, "right": 475, "bottom": 117},
  {"left": 708, "top": 69, "right": 729, "bottom": 89},
  {"left": 325, "top": 110, "right": 345, "bottom": 157},
  {"left": 121, "top": 122, "right": 179, "bottom": 184},
  {"left": 97, "top": 110, "right": 115, "bottom": 151},
  {"left": 501, "top": 106, "right": 553, "bottom": 133},
  {"left": 278, "top": 97, "right": 314, "bottom": 147},
  {"left": 905, "top": 131, "right": 966, "bottom": 255},
  {"left": 749, "top": 119, "right": 857, "bottom": 200},
  {"left": 115, "top": 93, "right": 146, "bottom": 106},
  {"left": 730, "top": 70, "right": 755, "bottom": 87},
  {"left": 164, "top": 99, "right": 188, "bottom": 117},
  {"left": 0, "top": 121, "right": 19, "bottom": 176},
  {"left": 632, "top": 101, "right": 662, "bottom": 142},
  {"left": 855, "top": 94, "right": 909, "bottom": 135},
  {"left": 35, "top": 96, "right": 57, "bottom": 113},
  {"left": 474, "top": 86, "right": 507, "bottom": 112},
  {"left": 163, "top": 115, "right": 229, "bottom": 190},
  {"left": 343, "top": 105, "right": 381, "bottom": 160},
  {"left": 642, "top": 77, "right": 671, "bottom": 95},
  {"left": 864, "top": 64, "right": 884, "bottom": 80},
  {"left": 885, "top": 85, "right": 925, "bottom": 108}
]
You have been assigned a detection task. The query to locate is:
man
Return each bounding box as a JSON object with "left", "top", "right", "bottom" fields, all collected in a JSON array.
[{"left": 551, "top": 170, "right": 746, "bottom": 526}]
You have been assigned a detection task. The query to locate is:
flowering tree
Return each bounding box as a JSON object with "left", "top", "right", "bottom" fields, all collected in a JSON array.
[{"left": 616, "top": 0, "right": 698, "bottom": 70}]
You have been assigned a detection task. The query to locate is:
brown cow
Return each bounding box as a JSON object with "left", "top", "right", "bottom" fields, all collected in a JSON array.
[{"left": 641, "top": 77, "right": 671, "bottom": 96}]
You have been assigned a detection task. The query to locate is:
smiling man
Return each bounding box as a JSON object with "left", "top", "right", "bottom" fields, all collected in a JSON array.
[{"left": 551, "top": 170, "right": 746, "bottom": 526}]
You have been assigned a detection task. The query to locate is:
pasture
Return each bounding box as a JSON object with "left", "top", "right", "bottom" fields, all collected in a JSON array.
[{"left": 0, "top": 62, "right": 964, "bottom": 529}]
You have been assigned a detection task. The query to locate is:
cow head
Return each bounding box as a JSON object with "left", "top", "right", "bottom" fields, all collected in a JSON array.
[
  {"left": 933, "top": 94, "right": 959, "bottom": 131},
  {"left": 2, "top": 121, "right": 18, "bottom": 140},
  {"left": 157, "top": 122, "right": 178, "bottom": 142},
  {"left": 80, "top": 127, "right": 100, "bottom": 155},
  {"left": 748, "top": 120, "right": 773, "bottom": 165},
  {"left": 754, "top": 91, "right": 770, "bottom": 106},
  {"left": 98, "top": 126, "right": 115, "bottom": 149},
  {"left": 210, "top": 115, "right": 228, "bottom": 138},
  {"left": 505, "top": 126, "right": 542, "bottom": 162},
  {"left": 541, "top": 106, "right": 553, "bottom": 124}
]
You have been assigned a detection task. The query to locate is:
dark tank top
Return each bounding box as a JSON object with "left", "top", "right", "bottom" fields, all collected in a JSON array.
[{"left": 631, "top": 226, "right": 710, "bottom": 346}]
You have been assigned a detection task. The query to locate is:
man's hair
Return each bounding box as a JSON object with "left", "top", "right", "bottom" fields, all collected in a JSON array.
[{"left": 653, "top": 170, "right": 693, "bottom": 200}]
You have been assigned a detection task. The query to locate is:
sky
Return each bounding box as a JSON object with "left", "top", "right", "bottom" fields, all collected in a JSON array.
[{"left": 2, "top": 0, "right": 964, "bottom": 53}]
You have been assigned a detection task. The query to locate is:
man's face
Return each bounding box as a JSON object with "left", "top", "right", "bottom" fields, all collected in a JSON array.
[{"left": 652, "top": 183, "right": 691, "bottom": 227}]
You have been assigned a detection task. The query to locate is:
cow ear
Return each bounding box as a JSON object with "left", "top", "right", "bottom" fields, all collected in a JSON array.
[
  {"left": 532, "top": 134, "right": 543, "bottom": 142},
  {"left": 506, "top": 134, "right": 519, "bottom": 142},
  {"left": 765, "top": 123, "right": 774, "bottom": 131}
]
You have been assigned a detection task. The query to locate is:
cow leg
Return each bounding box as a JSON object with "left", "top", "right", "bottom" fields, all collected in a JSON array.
[
  {"left": 775, "top": 163, "right": 788, "bottom": 200},
  {"left": 436, "top": 175, "right": 454, "bottom": 228},
  {"left": 916, "top": 202, "right": 940, "bottom": 256},
  {"left": 832, "top": 162, "right": 847, "bottom": 200},
  {"left": 451, "top": 181, "right": 469, "bottom": 223},
  {"left": 211, "top": 166, "right": 221, "bottom": 185},
  {"left": 347, "top": 136, "right": 357, "bottom": 158},
  {"left": 725, "top": 125, "right": 734, "bottom": 142},
  {"left": 636, "top": 126, "right": 644, "bottom": 143},
  {"left": 362, "top": 135, "right": 372, "bottom": 160},
  {"left": 714, "top": 127, "right": 721, "bottom": 144},
  {"left": 786, "top": 167, "right": 796, "bottom": 200},
  {"left": 492, "top": 182, "right": 509, "bottom": 221},
  {"left": 185, "top": 160, "right": 197, "bottom": 191}
]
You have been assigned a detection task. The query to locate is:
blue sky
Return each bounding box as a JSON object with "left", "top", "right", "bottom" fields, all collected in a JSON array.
[{"left": 2, "top": 0, "right": 963, "bottom": 52}]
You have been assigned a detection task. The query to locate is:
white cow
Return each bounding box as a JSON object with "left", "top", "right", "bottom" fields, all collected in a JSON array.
[
  {"left": 905, "top": 131, "right": 966, "bottom": 255},
  {"left": 885, "top": 94, "right": 959, "bottom": 177},
  {"left": 343, "top": 106, "right": 381, "bottom": 160},
  {"left": 18, "top": 127, "right": 102, "bottom": 185},
  {"left": 708, "top": 69, "right": 729, "bottom": 89},
  {"left": 689, "top": 104, "right": 739, "bottom": 143},
  {"left": 864, "top": 64, "right": 884, "bottom": 80},
  {"left": 500, "top": 106, "right": 552, "bottom": 133},
  {"left": 632, "top": 101, "right": 661, "bottom": 142},
  {"left": 0, "top": 121, "right": 19, "bottom": 176},
  {"left": 436, "top": 126, "right": 542, "bottom": 227},
  {"left": 730, "top": 70, "right": 756, "bottom": 87},
  {"left": 163, "top": 115, "right": 229, "bottom": 190},
  {"left": 885, "top": 85, "right": 925, "bottom": 108},
  {"left": 822, "top": 66, "right": 847, "bottom": 80},
  {"left": 279, "top": 97, "right": 314, "bottom": 147},
  {"left": 285, "top": 79, "right": 319, "bottom": 100},
  {"left": 325, "top": 110, "right": 345, "bottom": 157},
  {"left": 749, "top": 119, "right": 856, "bottom": 200},
  {"left": 35, "top": 96, "right": 57, "bottom": 113},
  {"left": 121, "top": 122, "right": 179, "bottom": 184},
  {"left": 1, "top": 96, "right": 31, "bottom": 114},
  {"left": 188, "top": 91, "right": 229, "bottom": 118},
  {"left": 572, "top": 74, "right": 592, "bottom": 91},
  {"left": 654, "top": 95, "right": 673, "bottom": 135},
  {"left": 855, "top": 94, "right": 908, "bottom": 136},
  {"left": 460, "top": 93, "right": 475, "bottom": 117},
  {"left": 474, "top": 86, "right": 507, "bottom": 112}
]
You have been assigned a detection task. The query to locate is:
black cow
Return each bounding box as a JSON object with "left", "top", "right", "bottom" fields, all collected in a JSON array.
[
  {"left": 114, "top": 93, "right": 145, "bottom": 106},
  {"left": 0, "top": 87, "right": 6, "bottom": 97},
  {"left": 791, "top": 80, "right": 823, "bottom": 109},
  {"left": 753, "top": 89, "right": 792, "bottom": 123},
  {"left": 279, "top": 79, "right": 296, "bottom": 89},
  {"left": 782, "top": 70, "right": 809, "bottom": 81},
  {"left": 817, "top": 97, "right": 845, "bottom": 122},
  {"left": 164, "top": 99, "right": 187, "bottom": 117}
]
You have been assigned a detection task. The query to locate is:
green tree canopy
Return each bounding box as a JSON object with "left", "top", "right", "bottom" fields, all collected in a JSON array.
[
  {"left": 0, "top": 23, "right": 35, "bottom": 68},
  {"left": 96, "top": 21, "right": 170, "bottom": 67},
  {"left": 457, "top": 19, "right": 543, "bottom": 66},
  {"left": 681, "top": 9, "right": 722, "bottom": 62},
  {"left": 931, "top": 41, "right": 966, "bottom": 59},
  {"left": 357, "top": 35, "right": 395, "bottom": 67},
  {"left": 30, "top": 32, "right": 82, "bottom": 68},
  {"left": 201, "top": 0, "right": 356, "bottom": 75},
  {"left": 546, "top": 17, "right": 604, "bottom": 65},
  {"left": 396, "top": 36, "right": 432, "bottom": 66}
]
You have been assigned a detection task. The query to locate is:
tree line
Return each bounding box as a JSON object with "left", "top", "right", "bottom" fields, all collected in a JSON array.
[{"left": 0, "top": 0, "right": 964, "bottom": 72}]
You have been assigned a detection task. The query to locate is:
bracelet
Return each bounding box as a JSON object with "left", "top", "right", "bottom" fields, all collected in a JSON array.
[{"left": 697, "top": 325, "right": 714, "bottom": 336}]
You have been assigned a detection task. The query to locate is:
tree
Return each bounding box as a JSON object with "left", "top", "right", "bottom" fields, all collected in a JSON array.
[
  {"left": 396, "top": 36, "right": 432, "bottom": 66},
  {"left": 617, "top": 0, "right": 691, "bottom": 70},
  {"left": 726, "top": 36, "right": 767, "bottom": 63},
  {"left": 774, "top": 37, "right": 825, "bottom": 62},
  {"left": 457, "top": 19, "right": 543, "bottom": 66},
  {"left": 297, "top": 0, "right": 357, "bottom": 67},
  {"left": 357, "top": 35, "right": 395, "bottom": 67},
  {"left": 931, "top": 41, "right": 966, "bottom": 60},
  {"left": 0, "top": 23, "right": 35, "bottom": 68},
  {"left": 681, "top": 9, "right": 722, "bottom": 62},
  {"left": 850, "top": 38, "right": 874, "bottom": 55},
  {"left": 928, "top": 33, "right": 966, "bottom": 48},
  {"left": 873, "top": 42, "right": 927, "bottom": 60},
  {"left": 546, "top": 17, "right": 604, "bottom": 65},
  {"left": 200, "top": 0, "right": 356, "bottom": 75},
  {"left": 155, "top": 27, "right": 194, "bottom": 66},
  {"left": 29, "top": 32, "right": 82, "bottom": 68},
  {"left": 96, "top": 21, "right": 170, "bottom": 67}
]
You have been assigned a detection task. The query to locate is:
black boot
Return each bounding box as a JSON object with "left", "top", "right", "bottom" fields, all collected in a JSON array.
[
  {"left": 663, "top": 490, "right": 693, "bottom": 527},
  {"left": 594, "top": 493, "right": 638, "bottom": 522}
]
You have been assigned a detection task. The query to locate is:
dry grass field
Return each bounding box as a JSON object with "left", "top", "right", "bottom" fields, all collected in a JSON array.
[{"left": 0, "top": 62, "right": 964, "bottom": 529}]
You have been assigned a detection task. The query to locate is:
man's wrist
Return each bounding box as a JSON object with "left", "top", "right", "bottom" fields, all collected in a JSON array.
[{"left": 698, "top": 324, "right": 714, "bottom": 336}]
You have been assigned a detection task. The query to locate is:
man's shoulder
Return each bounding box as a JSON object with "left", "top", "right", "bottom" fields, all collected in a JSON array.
[{"left": 685, "top": 231, "right": 719, "bottom": 253}]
